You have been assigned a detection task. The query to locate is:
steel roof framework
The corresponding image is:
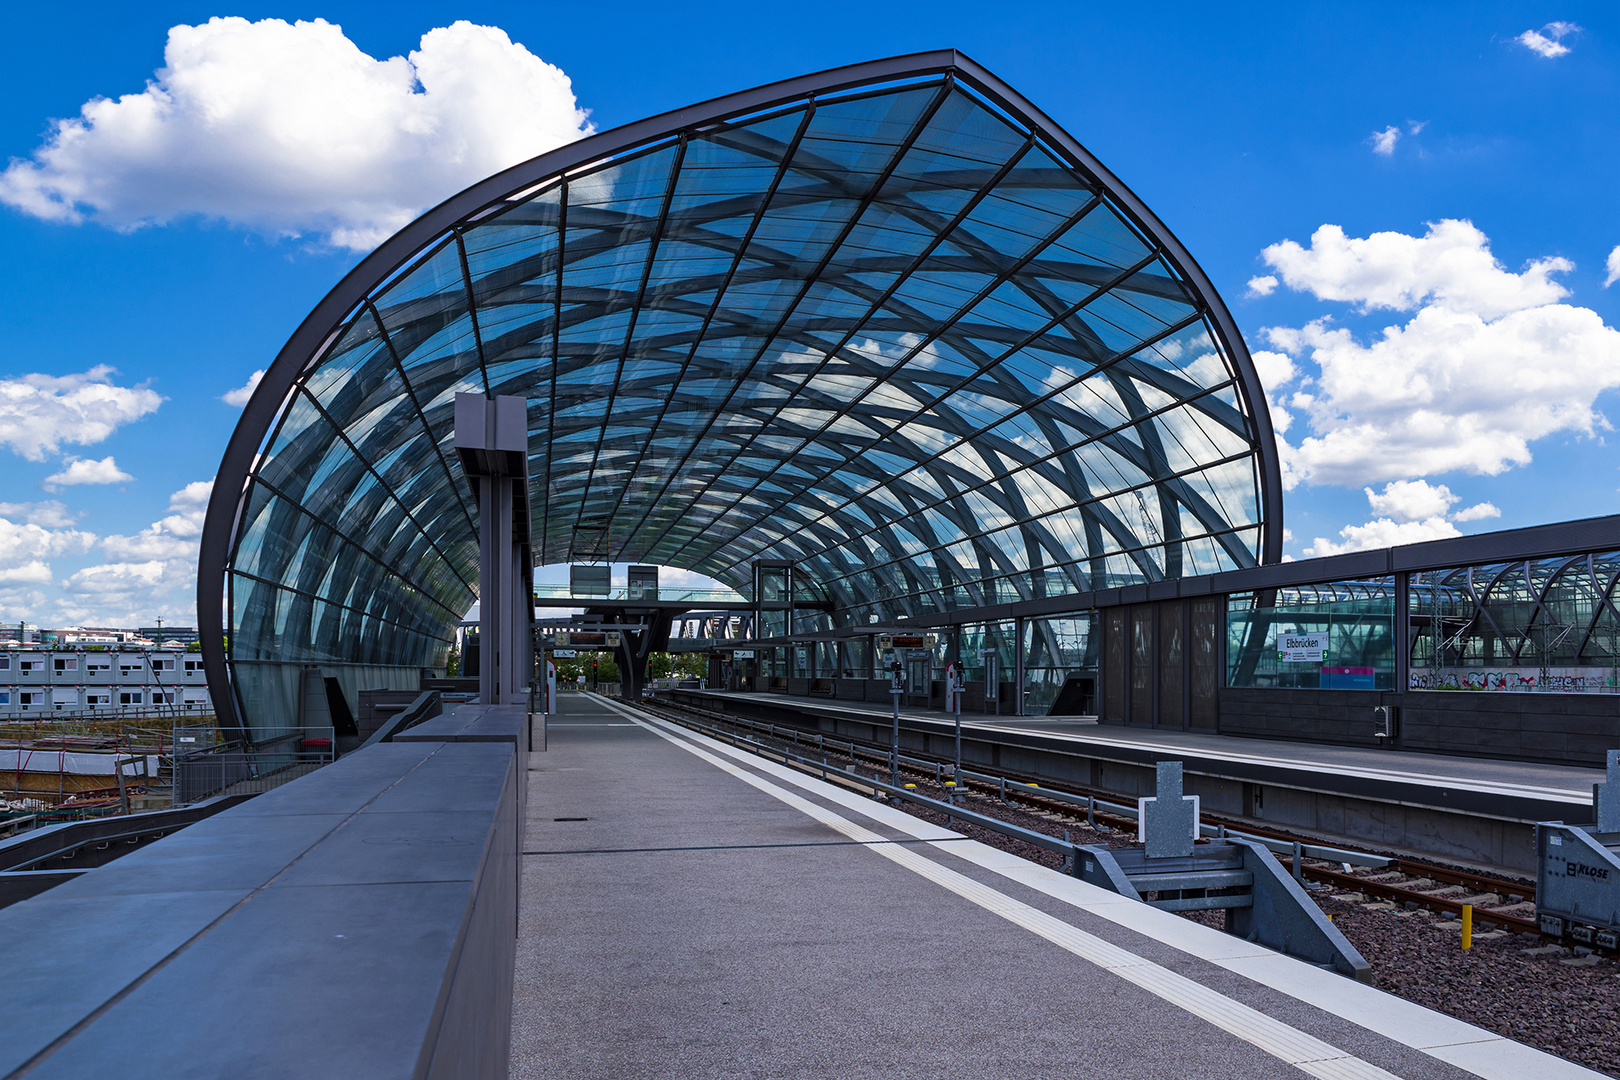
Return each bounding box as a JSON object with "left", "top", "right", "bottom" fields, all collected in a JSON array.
[{"left": 199, "top": 51, "right": 1281, "bottom": 737}]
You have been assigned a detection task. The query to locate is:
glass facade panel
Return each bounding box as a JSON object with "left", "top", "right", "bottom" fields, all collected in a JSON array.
[
  {"left": 1022, "top": 613, "right": 1097, "bottom": 716},
  {"left": 1410, "top": 553, "right": 1620, "bottom": 694},
  {"left": 1225, "top": 582, "right": 1397, "bottom": 690}
]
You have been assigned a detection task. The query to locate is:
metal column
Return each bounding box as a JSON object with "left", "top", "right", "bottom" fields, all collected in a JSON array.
[
  {"left": 454, "top": 393, "right": 534, "bottom": 707},
  {"left": 1014, "top": 616, "right": 1025, "bottom": 716}
]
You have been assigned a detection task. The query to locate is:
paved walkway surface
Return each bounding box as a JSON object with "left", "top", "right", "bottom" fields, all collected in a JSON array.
[
  {"left": 693, "top": 690, "right": 1601, "bottom": 806},
  {"left": 510, "top": 692, "right": 1599, "bottom": 1080}
]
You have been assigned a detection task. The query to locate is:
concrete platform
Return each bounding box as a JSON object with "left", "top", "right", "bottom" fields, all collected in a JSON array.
[
  {"left": 682, "top": 690, "right": 1597, "bottom": 807},
  {"left": 512, "top": 692, "right": 1600, "bottom": 1080},
  {"left": 661, "top": 689, "right": 1599, "bottom": 872}
]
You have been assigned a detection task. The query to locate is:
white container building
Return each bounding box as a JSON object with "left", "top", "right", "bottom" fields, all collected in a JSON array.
[{"left": 0, "top": 647, "right": 212, "bottom": 717}]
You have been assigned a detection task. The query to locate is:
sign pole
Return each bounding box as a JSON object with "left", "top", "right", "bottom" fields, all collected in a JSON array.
[
  {"left": 955, "top": 675, "right": 962, "bottom": 798},
  {"left": 945, "top": 661, "right": 963, "bottom": 802},
  {"left": 890, "top": 654, "right": 902, "bottom": 786}
]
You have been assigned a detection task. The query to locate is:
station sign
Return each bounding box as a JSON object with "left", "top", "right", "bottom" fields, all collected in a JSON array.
[
  {"left": 556, "top": 631, "right": 621, "bottom": 648},
  {"left": 904, "top": 649, "right": 932, "bottom": 661},
  {"left": 1278, "top": 632, "right": 1327, "bottom": 663},
  {"left": 732, "top": 650, "right": 755, "bottom": 659},
  {"left": 552, "top": 649, "right": 578, "bottom": 658}
]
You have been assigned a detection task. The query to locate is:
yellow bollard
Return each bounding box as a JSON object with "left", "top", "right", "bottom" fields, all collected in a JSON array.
[{"left": 1461, "top": 904, "right": 1472, "bottom": 950}]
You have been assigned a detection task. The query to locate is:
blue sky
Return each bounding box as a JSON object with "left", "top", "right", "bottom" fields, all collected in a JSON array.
[{"left": 1, "top": 2, "right": 1617, "bottom": 625}]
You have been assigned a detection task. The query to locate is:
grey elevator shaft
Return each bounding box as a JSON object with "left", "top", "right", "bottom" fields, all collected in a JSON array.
[{"left": 454, "top": 393, "right": 534, "bottom": 706}]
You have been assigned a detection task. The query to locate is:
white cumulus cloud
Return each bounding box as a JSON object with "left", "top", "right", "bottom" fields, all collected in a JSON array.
[
  {"left": 1246, "top": 275, "right": 1278, "bottom": 297},
  {"left": 1260, "top": 220, "right": 1572, "bottom": 319},
  {"left": 1305, "top": 517, "right": 1460, "bottom": 558},
  {"left": 0, "top": 18, "right": 594, "bottom": 251},
  {"left": 1255, "top": 220, "right": 1620, "bottom": 489},
  {"left": 222, "top": 369, "right": 264, "bottom": 407},
  {"left": 59, "top": 481, "right": 212, "bottom": 625},
  {"left": 1453, "top": 501, "right": 1502, "bottom": 522},
  {"left": 0, "top": 501, "right": 78, "bottom": 528},
  {"left": 1248, "top": 348, "right": 1297, "bottom": 436},
  {"left": 1605, "top": 245, "right": 1620, "bottom": 288},
  {"left": 1363, "top": 478, "right": 1497, "bottom": 523},
  {"left": 100, "top": 481, "right": 212, "bottom": 562},
  {"left": 1369, "top": 126, "right": 1400, "bottom": 156},
  {"left": 1303, "top": 481, "right": 1500, "bottom": 557},
  {"left": 42, "top": 455, "right": 134, "bottom": 490},
  {"left": 0, "top": 365, "right": 163, "bottom": 461},
  {"left": 57, "top": 561, "right": 180, "bottom": 624},
  {"left": 0, "top": 508, "right": 95, "bottom": 599},
  {"left": 1517, "top": 22, "right": 1580, "bottom": 59}
]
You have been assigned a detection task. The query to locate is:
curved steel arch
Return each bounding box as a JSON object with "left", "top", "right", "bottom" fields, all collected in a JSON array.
[{"left": 200, "top": 49, "right": 1282, "bottom": 738}]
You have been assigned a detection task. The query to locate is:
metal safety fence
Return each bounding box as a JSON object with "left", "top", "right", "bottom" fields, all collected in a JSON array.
[{"left": 172, "top": 726, "right": 334, "bottom": 807}]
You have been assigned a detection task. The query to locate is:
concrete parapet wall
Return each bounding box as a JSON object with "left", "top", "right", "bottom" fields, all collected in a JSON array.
[
  {"left": 0, "top": 702, "right": 522, "bottom": 1079},
  {"left": 1220, "top": 687, "right": 1620, "bottom": 767}
]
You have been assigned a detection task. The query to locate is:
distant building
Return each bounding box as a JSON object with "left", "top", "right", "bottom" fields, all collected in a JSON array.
[
  {"left": 136, "top": 626, "right": 201, "bottom": 648},
  {"left": 55, "top": 627, "right": 148, "bottom": 646},
  {"left": 0, "top": 646, "right": 211, "bottom": 717}
]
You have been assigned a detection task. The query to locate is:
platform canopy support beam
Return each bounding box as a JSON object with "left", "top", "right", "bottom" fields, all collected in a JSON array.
[{"left": 455, "top": 393, "right": 535, "bottom": 706}]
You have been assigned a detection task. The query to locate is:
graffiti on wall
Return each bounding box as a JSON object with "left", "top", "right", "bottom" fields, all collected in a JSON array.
[{"left": 1410, "top": 667, "right": 1619, "bottom": 694}]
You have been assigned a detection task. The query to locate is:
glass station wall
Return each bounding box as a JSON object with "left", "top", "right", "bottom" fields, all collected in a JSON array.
[
  {"left": 1409, "top": 552, "right": 1620, "bottom": 694},
  {"left": 958, "top": 622, "right": 1015, "bottom": 685},
  {"left": 1022, "top": 613, "right": 1098, "bottom": 715},
  {"left": 1225, "top": 581, "right": 1397, "bottom": 690}
]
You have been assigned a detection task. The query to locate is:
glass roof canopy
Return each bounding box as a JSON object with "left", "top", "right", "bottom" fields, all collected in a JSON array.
[{"left": 199, "top": 51, "right": 1282, "bottom": 737}]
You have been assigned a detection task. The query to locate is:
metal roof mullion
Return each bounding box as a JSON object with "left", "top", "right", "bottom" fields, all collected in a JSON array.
[
  {"left": 1100, "top": 368, "right": 1185, "bottom": 577},
  {"left": 228, "top": 567, "right": 455, "bottom": 643},
  {"left": 624, "top": 77, "right": 959, "bottom": 557},
  {"left": 542, "top": 182, "right": 569, "bottom": 560},
  {"left": 647, "top": 133, "right": 1040, "bottom": 535},
  {"left": 248, "top": 472, "right": 471, "bottom": 623},
  {"left": 1572, "top": 555, "right": 1617, "bottom": 661},
  {"left": 575, "top": 135, "right": 688, "bottom": 550},
  {"left": 605, "top": 104, "right": 822, "bottom": 552},
  {"left": 289, "top": 386, "right": 471, "bottom": 579},
  {"left": 455, "top": 231, "right": 494, "bottom": 397},
  {"left": 655, "top": 188, "right": 1103, "bottom": 565},
  {"left": 785, "top": 447, "right": 1256, "bottom": 593},
  {"left": 365, "top": 299, "right": 480, "bottom": 538},
  {"left": 665, "top": 234, "right": 1154, "bottom": 565},
  {"left": 693, "top": 374, "right": 1239, "bottom": 575}
]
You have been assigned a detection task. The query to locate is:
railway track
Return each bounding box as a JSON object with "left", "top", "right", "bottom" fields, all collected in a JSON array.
[{"left": 638, "top": 695, "right": 1547, "bottom": 938}]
